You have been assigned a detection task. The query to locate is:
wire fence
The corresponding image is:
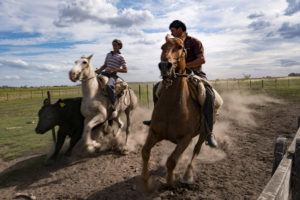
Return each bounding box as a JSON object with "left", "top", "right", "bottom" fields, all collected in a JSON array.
[{"left": 1, "top": 77, "right": 300, "bottom": 103}]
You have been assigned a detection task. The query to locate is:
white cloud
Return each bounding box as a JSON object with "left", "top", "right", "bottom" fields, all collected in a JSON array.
[
  {"left": 54, "top": 0, "right": 154, "bottom": 28},
  {"left": 2, "top": 75, "right": 20, "bottom": 80}
]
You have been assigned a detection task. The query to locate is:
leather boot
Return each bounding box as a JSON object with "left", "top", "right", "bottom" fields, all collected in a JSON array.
[
  {"left": 143, "top": 120, "right": 151, "bottom": 126},
  {"left": 206, "top": 133, "right": 218, "bottom": 148}
]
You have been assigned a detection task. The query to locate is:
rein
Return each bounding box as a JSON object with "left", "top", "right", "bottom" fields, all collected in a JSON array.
[{"left": 80, "top": 76, "right": 96, "bottom": 82}]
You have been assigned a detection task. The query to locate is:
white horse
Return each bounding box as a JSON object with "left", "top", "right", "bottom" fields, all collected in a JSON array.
[{"left": 69, "top": 54, "right": 137, "bottom": 153}]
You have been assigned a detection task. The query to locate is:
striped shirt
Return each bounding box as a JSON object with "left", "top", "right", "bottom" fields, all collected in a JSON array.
[{"left": 104, "top": 51, "right": 127, "bottom": 72}]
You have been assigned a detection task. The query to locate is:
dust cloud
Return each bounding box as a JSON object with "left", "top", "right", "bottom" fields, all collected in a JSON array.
[{"left": 52, "top": 92, "right": 284, "bottom": 169}]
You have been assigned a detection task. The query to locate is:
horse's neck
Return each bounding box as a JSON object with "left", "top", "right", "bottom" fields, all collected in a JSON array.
[
  {"left": 81, "top": 66, "right": 99, "bottom": 99},
  {"left": 177, "top": 59, "right": 186, "bottom": 74}
]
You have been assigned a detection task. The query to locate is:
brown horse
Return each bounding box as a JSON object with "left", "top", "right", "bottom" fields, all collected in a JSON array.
[{"left": 141, "top": 34, "right": 223, "bottom": 190}]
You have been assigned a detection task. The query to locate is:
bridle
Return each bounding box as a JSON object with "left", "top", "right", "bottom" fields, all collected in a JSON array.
[{"left": 161, "top": 39, "right": 188, "bottom": 88}]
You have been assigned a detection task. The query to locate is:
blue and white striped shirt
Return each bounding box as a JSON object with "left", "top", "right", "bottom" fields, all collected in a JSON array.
[{"left": 104, "top": 51, "right": 127, "bottom": 72}]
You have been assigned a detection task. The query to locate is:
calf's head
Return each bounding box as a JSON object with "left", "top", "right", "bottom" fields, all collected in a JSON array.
[{"left": 35, "top": 99, "right": 64, "bottom": 134}]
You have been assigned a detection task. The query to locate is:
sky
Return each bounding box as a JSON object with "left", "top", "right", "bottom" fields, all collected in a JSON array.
[{"left": 0, "top": 0, "right": 300, "bottom": 87}]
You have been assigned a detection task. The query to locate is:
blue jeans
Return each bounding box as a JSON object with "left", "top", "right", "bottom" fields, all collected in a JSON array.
[{"left": 102, "top": 72, "right": 118, "bottom": 107}]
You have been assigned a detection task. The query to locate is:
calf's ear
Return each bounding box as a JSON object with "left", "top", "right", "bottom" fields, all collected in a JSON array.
[{"left": 43, "top": 98, "right": 50, "bottom": 105}]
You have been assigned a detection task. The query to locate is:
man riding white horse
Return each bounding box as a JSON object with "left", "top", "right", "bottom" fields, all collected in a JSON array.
[
  {"left": 95, "top": 39, "right": 127, "bottom": 118},
  {"left": 143, "top": 20, "right": 218, "bottom": 148}
]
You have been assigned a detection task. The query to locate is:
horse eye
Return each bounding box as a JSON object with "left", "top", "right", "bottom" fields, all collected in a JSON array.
[{"left": 178, "top": 46, "right": 182, "bottom": 50}]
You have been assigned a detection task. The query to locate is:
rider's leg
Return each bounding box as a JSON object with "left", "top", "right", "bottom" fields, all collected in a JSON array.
[
  {"left": 203, "top": 84, "right": 218, "bottom": 148},
  {"left": 106, "top": 76, "right": 117, "bottom": 118},
  {"left": 194, "top": 71, "right": 218, "bottom": 148}
]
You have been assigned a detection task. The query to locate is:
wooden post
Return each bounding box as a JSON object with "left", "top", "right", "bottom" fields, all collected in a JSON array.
[
  {"left": 272, "top": 137, "right": 287, "bottom": 175},
  {"left": 275, "top": 79, "right": 277, "bottom": 88},
  {"left": 262, "top": 80, "right": 264, "bottom": 89},
  {"left": 47, "top": 91, "right": 56, "bottom": 144},
  {"left": 292, "top": 138, "right": 300, "bottom": 200},
  {"left": 250, "top": 80, "right": 252, "bottom": 89},
  {"left": 6, "top": 93, "right": 8, "bottom": 101},
  {"left": 146, "top": 84, "right": 149, "bottom": 108},
  {"left": 139, "top": 84, "right": 141, "bottom": 102}
]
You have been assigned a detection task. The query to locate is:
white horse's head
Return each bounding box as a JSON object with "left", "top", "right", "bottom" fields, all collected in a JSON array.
[{"left": 69, "top": 54, "right": 93, "bottom": 82}]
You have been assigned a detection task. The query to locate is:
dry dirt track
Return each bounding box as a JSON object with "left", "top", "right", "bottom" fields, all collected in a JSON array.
[{"left": 0, "top": 93, "right": 299, "bottom": 200}]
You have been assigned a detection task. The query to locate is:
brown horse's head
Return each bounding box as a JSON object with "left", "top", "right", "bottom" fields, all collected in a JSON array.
[{"left": 159, "top": 34, "right": 186, "bottom": 79}]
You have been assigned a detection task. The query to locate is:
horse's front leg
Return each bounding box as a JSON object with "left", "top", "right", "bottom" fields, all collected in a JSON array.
[
  {"left": 166, "top": 135, "right": 192, "bottom": 185},
  {"left": 114, "top": 115, "right": 124, "bottom": 138},
  {"left": 83, "top": 115, "right": 105, "bottom": 153}
]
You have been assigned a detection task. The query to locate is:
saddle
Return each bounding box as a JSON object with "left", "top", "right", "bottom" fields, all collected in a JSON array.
[
  {"left": 97, "top": 75, "right": 128, "bottom": 96},
  {"left": 155, "top": 70, "right": 211, "bottom": 107}
]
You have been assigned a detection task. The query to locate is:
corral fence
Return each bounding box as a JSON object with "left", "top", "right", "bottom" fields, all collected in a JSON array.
[
  {"left": 1, "top": 77, "right": 300, "bottom": 103},
  {"left": 257, "top": 117, "right": 300, "bottom": 200}
]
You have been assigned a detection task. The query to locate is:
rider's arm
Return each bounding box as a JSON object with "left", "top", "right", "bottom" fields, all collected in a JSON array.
[
  {"left": 186, "top": 54, "right": 205, "bottom": 69},
  {"left": 95, "top": 64, "right": 107, "bottom": 74}
]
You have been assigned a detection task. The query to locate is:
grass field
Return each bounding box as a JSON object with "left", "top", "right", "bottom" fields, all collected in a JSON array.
[{"left": 0, "top": 77, "right": 300, "bottom": 161}]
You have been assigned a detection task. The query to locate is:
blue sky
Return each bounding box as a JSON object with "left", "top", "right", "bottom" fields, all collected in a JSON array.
[{"left": 0, "top": 0, "right": 300, "bottom": 87}]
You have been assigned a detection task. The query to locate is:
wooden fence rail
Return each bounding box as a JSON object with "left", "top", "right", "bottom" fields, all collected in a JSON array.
[{"left": 257, "top": 116, "right": 300, "bottom": 200}]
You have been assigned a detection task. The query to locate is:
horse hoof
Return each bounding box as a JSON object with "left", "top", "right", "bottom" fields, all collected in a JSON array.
[
  {"left": 120, "top": 146, "right": 129, "bottom": 155},
  {"left": 87, "top": 145, "right": 95, "bottom": 153},
  {"left": 183, "top": 174, "right": 194, "bottom": 184},
  {"left": 142, "top": 177, "right": 155, "bottom": 193},
  {"left": 92, "top": 141, "right": 101, "bottom": 149}
]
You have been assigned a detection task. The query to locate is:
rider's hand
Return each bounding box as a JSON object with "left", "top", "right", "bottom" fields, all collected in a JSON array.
[{"left": 107, "top": 69, "right": 115, "bottom": 74}]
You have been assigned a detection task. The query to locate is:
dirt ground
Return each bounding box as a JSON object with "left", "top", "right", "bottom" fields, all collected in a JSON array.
[{"left": 0, "top": 93, "right": 299, "bottom": 200}]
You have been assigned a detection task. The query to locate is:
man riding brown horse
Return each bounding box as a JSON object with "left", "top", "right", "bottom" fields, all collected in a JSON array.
[{"left": 143, "top": 20, "right": 218, "bottom": 148}]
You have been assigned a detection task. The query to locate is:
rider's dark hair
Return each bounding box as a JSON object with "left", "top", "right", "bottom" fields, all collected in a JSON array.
[
  {"left": 112, "top": 39, "right": 123, "bottom": 49},
  {"left": 169, "top": 20, "right": 186, "bottom": 32}
]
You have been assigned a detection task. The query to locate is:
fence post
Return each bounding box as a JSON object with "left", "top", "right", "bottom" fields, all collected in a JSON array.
[
  {"left": 146, "top": 84, "right": 149, "bottom": 108},
  {"left": 262, "top": 80, "right": 264, "bottom": 89},
  {"left": 275, "top": 79, "right": 277, "bottom": 88},
  {"left": 292, "top": 138, "right": 300, "bottom": 200},
  {"left": 6, "top": 93, "right": 8, "bottom": 101},
  {"left": 288, "top": 79, "right": 290, "bottom": 88},
  {"left": 139, "top": 84, "right": 141, "bottom": 102},
  {"left": 41, "top": 90, "right": 43, "bottom": 98},
  {"left": 272, "top": 137, "right": 287, "bottom": 175},
  {"left": 47, "top": 91, "right": 56, "bottom": 144},
  {"left": 250, "top": 80, "right": 252, "bottom": 89}
]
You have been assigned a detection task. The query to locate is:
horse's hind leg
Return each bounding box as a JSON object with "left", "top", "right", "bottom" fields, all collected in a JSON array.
[
  {"left": 184, "top": 133, "right": 206, "bottom": 183},
  {"left": 141, "top": 129, "right": 161, "bottom": 192},
  {"left": 124, "top": 108, "right": 131, "bottom": 145},
  {"left": 166, "top": 136, "right": 192, "bottom": 185}
]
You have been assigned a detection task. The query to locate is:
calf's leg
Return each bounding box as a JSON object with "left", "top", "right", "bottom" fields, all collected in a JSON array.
[
  {"left": 65, "top": 129, "right": 82, "bottom": 157},
  {"left": 47, "top": 128, "right": 67, "bottom": 163}
]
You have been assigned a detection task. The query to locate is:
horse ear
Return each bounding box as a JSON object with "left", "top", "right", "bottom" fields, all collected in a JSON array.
[
  {"left": 87, "top": 54, "right": 93, "bottom": 61},
  {"left": 166, "top": 34, "right": 171, "bottom": 42},
  {"left": 174, "top": 38, "right": 183, "bottom": 46}
]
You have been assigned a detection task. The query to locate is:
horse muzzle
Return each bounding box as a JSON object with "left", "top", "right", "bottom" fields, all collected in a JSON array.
[
  {"left": 69, "top": 70, "right": 79, "bottom": 82},
  {"left": 158, "top": 61, "right": 173, "bottom": 77}
]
